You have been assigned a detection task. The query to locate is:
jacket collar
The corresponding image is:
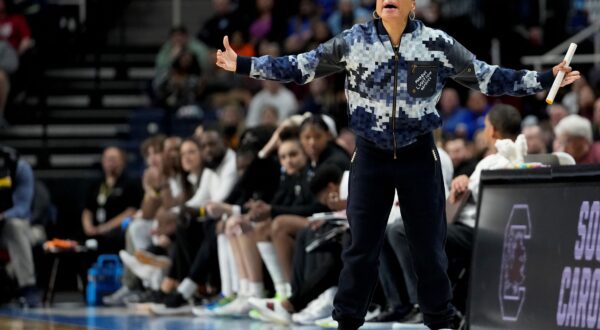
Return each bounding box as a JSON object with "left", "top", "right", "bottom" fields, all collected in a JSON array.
[{"left": 376, "top": 18, "right": 418, "bottom": 37}]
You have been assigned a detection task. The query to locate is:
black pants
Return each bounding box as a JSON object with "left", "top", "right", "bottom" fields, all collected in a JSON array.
[
  {"left": 446, "top": 223, "right": 474, "bottom": 313},
  {"left": 168, "top": 218, "right": 220, "bottom": 288},
  {"left": 288, "top": 225, "right": 346, "bottom": 310},
  {"left": 333, "top": 134, "right": 455, "bottom": 330}
]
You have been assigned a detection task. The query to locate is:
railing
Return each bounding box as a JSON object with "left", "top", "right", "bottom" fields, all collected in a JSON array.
[{"left": 521, "top": 20, "right": 600, "bottom": 71}]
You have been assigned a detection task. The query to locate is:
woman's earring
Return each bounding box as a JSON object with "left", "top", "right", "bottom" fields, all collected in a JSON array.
[
  {"left": 409, "top": 10, "right": 416, "bottom": 21},
  {"left": 372, "top": 10, "right": 381, "bottom": 20}
]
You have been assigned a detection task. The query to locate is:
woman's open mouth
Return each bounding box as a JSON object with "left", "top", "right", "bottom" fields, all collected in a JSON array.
[{"left": 383, "top": 3, "right": 398, "bottom": 12}]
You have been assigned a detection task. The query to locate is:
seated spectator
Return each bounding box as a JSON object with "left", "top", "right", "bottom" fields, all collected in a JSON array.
[
  {"left": 522, "top": 125, "right": 547, "bottom": 154},
  {"left": 0, "top": 145, "right": 39, "bottom": 307},
  {"left": 229, "top": 30, "right": 255, "bottom": 57},
  {"left": 197, "top": 0, "right": 241, "bottom": 50},
  {"left": 327, "top": 0, "right": 370, "bottom": 36},
  {"left": 260, "top": 105, "right": 280, "bottom": 127},
  {"left": 593, "top": 98, "right": 600, "bottom": 141},
  {"left": 217, "top": 102, "right": 245, "bottom": 149},
  {"left": 102, "top": 135, "right": 176, "bottom": 306},
  {"left": 439, "top": 88, "right": 471, "bottom": 139},
  {"left": 81, "top": 147, "right": 143, "bottom": 254},
  {"left": 154, "top": 50, "right": 206, "bottom": 112},
  {"left": 547, "top": 104, "right": 569, "bottom": 129},
  {"left": 464, "top": 90, "right": 491, "bottom": 140},
  {"left": 248, "top": 0, "right": 274, "bottom": 43},
  {"left": 284, "top": 0, "right": 319, "bottom": 53},
  {"left": 444, "top": 137, "right": 477, "bottom": 177},
  {"left": 0, "top": 0, "right": 27, "bottom": 127},
  {"left": 554, "top": 114, "right": 600, "bottom": 164},
  {"left": 246, "top": 79, "right": 298, "bottom": 128},
  {"left": 155, "top": 25, "right": 211, "bottom": 80}
]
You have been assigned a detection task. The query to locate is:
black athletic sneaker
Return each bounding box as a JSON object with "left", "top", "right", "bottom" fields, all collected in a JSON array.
[{"left": 367, "top": 306, "right": 413, "bottom": 323}]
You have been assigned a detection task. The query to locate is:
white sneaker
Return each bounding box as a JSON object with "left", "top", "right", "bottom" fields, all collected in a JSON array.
[
  {"left": 149, "top": 302, "right": 193, "bottom": 316},
  {"left": 248, "top": 297, "right": 292, "bottom": 324},
  {"left": 213, "top": 296, "right": 252, "bottom": 317},
  {"left": 119, "top": 250, "right": 162, "bottom": 284},
  {"left": 102, "top": 286, "right": 130, "bottom": 306},
  {"left": 315, "top": 316, "right": 338, "bottom": 328},
  {"left": 292, "top": 287, "right": 336, "bottom": 325}
]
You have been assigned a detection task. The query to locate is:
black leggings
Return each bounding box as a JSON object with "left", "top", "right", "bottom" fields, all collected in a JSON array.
[{"left": 168, "top": 218, "right": 220, "bottom": 288}]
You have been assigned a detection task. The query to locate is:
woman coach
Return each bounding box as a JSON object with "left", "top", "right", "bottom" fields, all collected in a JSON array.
[{"left": 215, "top": 0, "right": 580, "bottom": 329}]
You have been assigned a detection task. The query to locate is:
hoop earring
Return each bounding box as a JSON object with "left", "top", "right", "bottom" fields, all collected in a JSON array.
[
  {"left": 372, "top": 10, "right": 380, "bottom": 20},
  {"left": 409, "top": 10, "right": 416, "bottom": 20}
]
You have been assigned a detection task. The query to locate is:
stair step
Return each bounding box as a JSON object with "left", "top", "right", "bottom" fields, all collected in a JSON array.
[{"left": 0, "top": 124, "right": 129, "bottom": 138}]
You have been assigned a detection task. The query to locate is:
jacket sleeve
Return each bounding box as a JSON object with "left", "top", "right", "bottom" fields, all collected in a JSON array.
[
  {"left": 443, "top": 34, "right": 554, "bottom": 97},
  {"left": 235, "top": 30, "right": 351, "bottom": 85}
]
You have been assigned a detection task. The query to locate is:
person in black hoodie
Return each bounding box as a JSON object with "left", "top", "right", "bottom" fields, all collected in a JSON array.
[
  {"left": 212, "top": 126, "right": 327, "bottom": 316},
  {"left": 299, "top": 115, "right": 350, "bottom": 172}
]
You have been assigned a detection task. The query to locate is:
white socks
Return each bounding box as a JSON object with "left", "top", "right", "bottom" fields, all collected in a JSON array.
[
  {"left": 248, "top": 281, "right": 265, "bottom": 298},
  {"left": 238, "top": 278, "right": 264, "bottom": 298},
  {"left": 217, "top": 234, "right": 234, "bottom": 297},
  {"left": 177, "top": 278, "right": 198, "bottom": 300},
  {"left": 257, "top": 241, "right": 291, "bottom": 298}
]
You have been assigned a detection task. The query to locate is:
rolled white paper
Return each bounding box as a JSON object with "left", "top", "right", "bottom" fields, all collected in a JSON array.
[{"left": 546, "top": 43, "right": 577, "bottom": 105}]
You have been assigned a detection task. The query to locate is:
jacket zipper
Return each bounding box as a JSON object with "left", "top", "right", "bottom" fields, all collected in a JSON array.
[{"left": 392, "top": 46, "right": 399, "bottom": 159}]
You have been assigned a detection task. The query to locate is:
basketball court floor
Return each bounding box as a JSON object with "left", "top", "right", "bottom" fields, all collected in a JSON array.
[{"left": 0, "top": 305, "right": 429, "bottom": 330}]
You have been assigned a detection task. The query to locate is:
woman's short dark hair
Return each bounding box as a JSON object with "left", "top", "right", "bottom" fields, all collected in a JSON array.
[
  {"left": 278, "top": 126, "right": 301, "bottom": 143},
  {"left": 300, "top": 115, "right": 330, "bottom": 134},
  {"left": 487, "top": 104, "right": 522, "bottom": 140},
  {"left": 309, "top": 164, "right": 343, "bottom": 195}
]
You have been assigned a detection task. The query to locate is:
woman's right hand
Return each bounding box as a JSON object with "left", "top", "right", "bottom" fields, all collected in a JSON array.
[{"left": 216, "top": 36, "right": 238, "bottom": 72}]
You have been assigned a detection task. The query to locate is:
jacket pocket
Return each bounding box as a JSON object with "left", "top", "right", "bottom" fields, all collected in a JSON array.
[{"left": 408, "top": 61, "right": 439, "bottom": 98}]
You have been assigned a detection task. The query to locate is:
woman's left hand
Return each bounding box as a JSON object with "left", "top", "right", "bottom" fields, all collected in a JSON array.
[{"left": 552, "top": 61, "right": 581, "bottom": 87}]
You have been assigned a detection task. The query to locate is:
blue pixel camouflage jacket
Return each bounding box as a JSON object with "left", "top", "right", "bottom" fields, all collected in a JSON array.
[{"left": 236, "top": 19, "right": 554, "bottom": 151}]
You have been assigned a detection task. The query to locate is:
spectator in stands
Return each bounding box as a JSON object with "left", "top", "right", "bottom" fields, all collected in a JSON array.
[
  {"left": 305, "top": 20, "right": 333, "bottom": 54},
  {"left": 0, "top": 145, "right": 39, "bottom": 307},
  {"left": 444, "top": 137, "right": 477, "bottom": 178},
  {"left": 197, "top": 0, "right": 241, "bottom": 50},
  {"left": 578, "top": 84, "right": 596, "bottom": 119},
  {"left": 439, "top": 88, "right": 471, "bottom": 139},
  {"left": 285, "top": 0, "right": 319, "bottom": 53},
  {"left": 0, "top": 0, "right": 32, "bottom": 54},
  {"left": 548, "top": 104, "right": 569, "bottom": 129},
  {"left": 260, "top": 105, "right": 280, "bottom": 127},
  {"left": 0, "top": 0, "right": 26, "bottom": 127},
  {"left": 465, "top": 91, "right": 491, "bottom": 140},
  {"left": 217, "top": 102, "right": 245, "bottom": 149},
  {"left": 103, "top": 135, "right": 166, "bottom": 306},
  {"left": 155, "top": 25, "right": 211, "bottom": 80},
  {"left": 562, "top": 78, "right": 589, "bottom": 115},
  {"left": 593, "top": 98, "right": 600, "bottom": 141},
  {"left": 229, "top": 30, "right": 255, "bottom": 57},
  {"left": 246, "top": 80, "right": 298, "bottom": 128},
  {"left": 154, "top": 50, "right": 206, "bottom": 112},
  {"left": 81, "top": 147, "right": 142, "bottom": 254},
  {"left": 554, "top": 114, "right": 600, "bottom": 164},
  {"left": 522, "top": 125, "right": 547, "bottom": 154},
  {"left": 327, "top": 0, "right": 370, "bottom": 35},
  {"left": 248, "top": 0, "right": 274, "bottom": 44},
  {"left": 301, "top": 78, "right": 335, "bottom": 115}
]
